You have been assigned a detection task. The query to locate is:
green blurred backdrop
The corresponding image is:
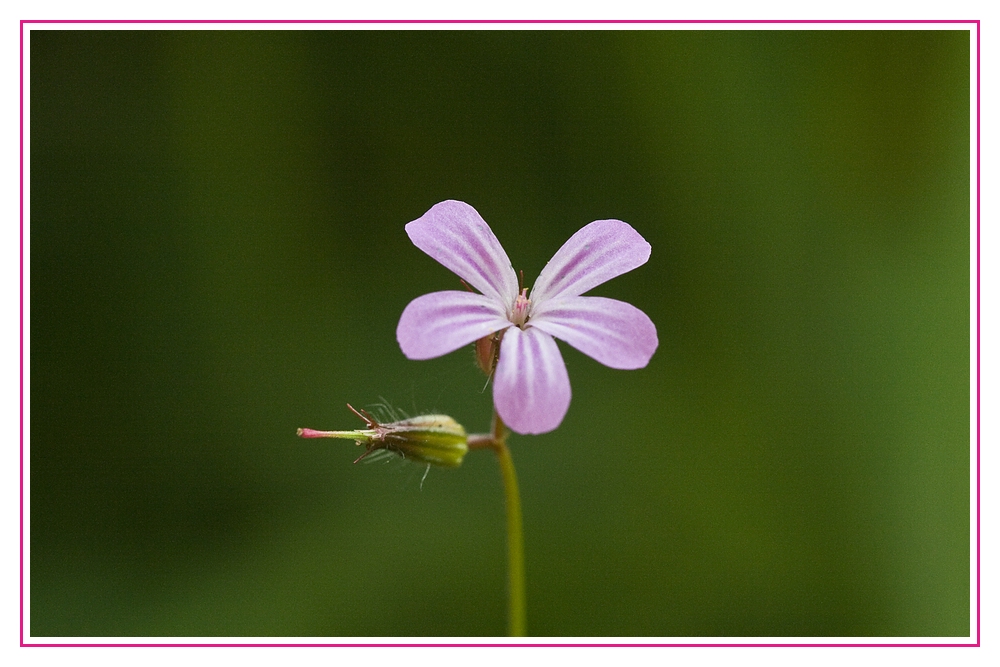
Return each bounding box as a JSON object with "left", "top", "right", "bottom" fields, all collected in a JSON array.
[{"left": 29, "top": 29, "right": 970, "bottom": 637}]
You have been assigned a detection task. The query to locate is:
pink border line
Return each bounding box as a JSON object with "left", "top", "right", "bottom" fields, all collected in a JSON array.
[
  {"left": 19, "top": 18, "right": 981, "bottom": 649},
  {"left": 16, "top": 19, "right": 982, "bottom": 23},
  {"left": 975, "top": 17, "right": 981, "bottom": 649},
  {"left": 19, "top": 15, "right": 26, "bottom": 653},
  {"left": 14, "top": 642, "right": 984, "bottom": 648},
  {"left": 15, "top": 19, "right": 979, "bottom": 26}
]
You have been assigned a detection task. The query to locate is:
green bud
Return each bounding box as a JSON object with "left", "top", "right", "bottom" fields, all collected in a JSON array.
[{"left": 298, "top": 404, "right": 468, "bottom": 468}]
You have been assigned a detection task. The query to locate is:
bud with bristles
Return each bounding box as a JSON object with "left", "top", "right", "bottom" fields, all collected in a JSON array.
[{"left": 298, "top": 404, "right": 469, "bottom": 468}]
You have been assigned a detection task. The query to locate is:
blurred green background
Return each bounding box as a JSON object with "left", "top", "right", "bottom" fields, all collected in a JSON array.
[{"left": 29, "top": 29, "right": 970, "bottom": 637}]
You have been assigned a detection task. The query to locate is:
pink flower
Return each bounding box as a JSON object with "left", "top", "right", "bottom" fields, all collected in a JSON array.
[{"left": 396, "top": 200, "right": 658, "bottom": 435}]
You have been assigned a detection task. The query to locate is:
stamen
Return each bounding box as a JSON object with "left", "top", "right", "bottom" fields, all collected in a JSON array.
[{"left": 512, "top": 288, "right": 531, "bottom": 327}]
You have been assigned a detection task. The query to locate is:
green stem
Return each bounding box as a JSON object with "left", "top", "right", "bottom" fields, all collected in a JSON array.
[
  {"left": 491, "top": 414, "right": 526, "bottom": 637},
  {"left": 495, "top": 440, "right": 526, "bottom": 636},
  {"left": 465, "top": 414, "right": 527, "bottom": 636}
]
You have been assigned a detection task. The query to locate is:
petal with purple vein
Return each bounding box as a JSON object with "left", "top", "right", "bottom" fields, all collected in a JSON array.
[
  {"left": 397, "top": 291, "right": 511, "bottom": 360},
  {"left": 530, "top": 219, "right": 651, "bottom": 303},
  {"left": 493, "top": 326, "right": 571, "bottom": 435},
  {"left": 530, "top": 296, "right": 658, "bottom": 370},
  {"left": 405, "top": 200, "right": 519, "bottom": 306}
]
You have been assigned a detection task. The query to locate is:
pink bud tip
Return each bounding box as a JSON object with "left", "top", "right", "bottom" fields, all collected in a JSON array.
[{"left": 297, "top": 428, "right": 328, "bottom": 438}]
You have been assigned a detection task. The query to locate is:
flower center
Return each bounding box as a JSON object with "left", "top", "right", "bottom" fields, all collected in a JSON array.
[{"left": 511, "top": 288, "right": 531, "bottom": 327}]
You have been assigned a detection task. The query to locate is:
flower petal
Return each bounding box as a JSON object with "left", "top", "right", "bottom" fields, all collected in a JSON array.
[
  {"left": 405, "top": 200, "right": 519, "bottom": 306},
  {"left": 397, "top": 291, "right": 511, "bottom": 360},
  {"left": 530, "top": 296, "right": 658, "bottom": 370},
  {"left": 493, "top": 326, "right": 571, "bottom": 435},
  {"left": 530, "top": 219, "right": 651, "bottom": 303}
]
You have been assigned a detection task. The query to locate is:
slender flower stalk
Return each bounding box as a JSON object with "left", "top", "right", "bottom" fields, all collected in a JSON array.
[{"left": 469, "top": 411, "right": 526, "bottom": 636}]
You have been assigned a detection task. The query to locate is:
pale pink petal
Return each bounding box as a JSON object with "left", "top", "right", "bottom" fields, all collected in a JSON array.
[
  {"left": 493, "top": 326, "right": 571, "bottom": 435},
  {"left": 529, "top": 296, "right": 658, "bottom": 370},
  {"left": 397, "top": 291, "right": 511, "bottom": 360},
  {"left": 529, "top": 219, "right": 651, "bottom": 303},
  {"left": 405, "top": 200, "right": 519, "bottom": 306}
]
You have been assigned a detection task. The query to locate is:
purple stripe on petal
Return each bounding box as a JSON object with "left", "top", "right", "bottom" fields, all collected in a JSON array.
[
  {"left": 493, "top": 326, "right": 571, "bottom": 435},
  {"left": 530, "top": 219, "right": 651, "bottom": 303},
  {"left": 397, "top": 291, "right": 512, "bottom": 360},
  {"left": 530, "top": 296, "right": 658, "bottom": 370},
  {"left": 405, "top": 201, "right": 519, "bottom": 306}
]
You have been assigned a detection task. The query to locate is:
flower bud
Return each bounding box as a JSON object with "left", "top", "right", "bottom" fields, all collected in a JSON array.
[
  {"left": 298, "top": 404, "right": 468, "bottom": 468},
  {"left": 475, "top": 330, "right": 503, "bottom": 377}
]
